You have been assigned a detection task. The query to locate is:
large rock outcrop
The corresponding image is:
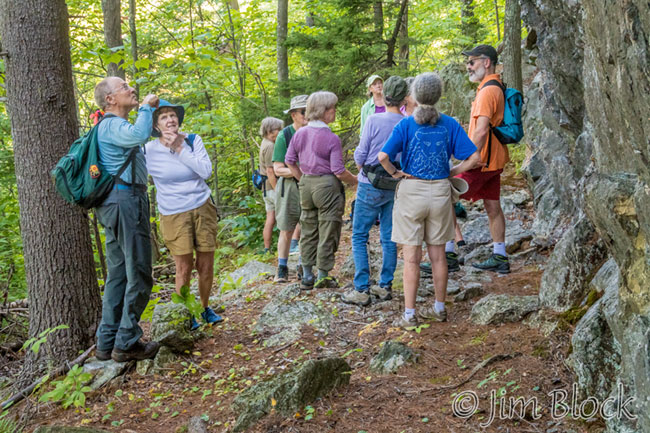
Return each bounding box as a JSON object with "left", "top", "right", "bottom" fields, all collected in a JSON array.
[{"left": 521, "top": 1, "right": 650, "bottom": 431}]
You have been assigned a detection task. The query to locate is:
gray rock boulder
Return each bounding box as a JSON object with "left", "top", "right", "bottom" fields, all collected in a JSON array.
[
  {"left": 454, "top": 284, "right": 484, "bottom": 302},
  {"left": 231, "top": 357, "right": 351, "bottom": 431},
  {"left": 219, "top": 260, "right": 275, "bottom": 290},
  {"left": 82, "top": 358, "right": 129, "bottom": 390},
  {"left": 369, "top": 341, "right": 418, "bottom": 374},
  {"left": 539, "top": 217, "right": 608, "bottom": 312},
  {"left": 136, "top": 346, "right": 179, "bottom": 376},
  {"left": 256, "top": 284, "right": 331, "bottom": 347},
  {"left": 151, "top": 303, "right": 194, "bottom": 353},
  {"left": 470, "top": 294, "right": 539, "bottom": 325},
  {"left": 187, "top": 416, "right": 209, "bottom": 433}
]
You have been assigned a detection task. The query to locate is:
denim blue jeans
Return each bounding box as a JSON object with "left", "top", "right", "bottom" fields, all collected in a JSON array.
[{"left": 352, "top": 182, "right": 396, "bottom": 293}]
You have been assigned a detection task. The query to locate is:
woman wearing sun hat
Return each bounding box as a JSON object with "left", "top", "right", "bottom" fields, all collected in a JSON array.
[
  {"left": 360, "top": 74, "right": 385, "bottom": 133},
  {"left": 378, "top": 73, "right": 483, "bottom": 329},
  {"left": 145, "top": 100, "right": 222, "bottom": 329}
]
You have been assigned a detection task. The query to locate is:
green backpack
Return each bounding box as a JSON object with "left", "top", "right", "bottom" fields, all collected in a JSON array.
[{"left": 51, "top": 114, "right": 138, "bottom": 209}]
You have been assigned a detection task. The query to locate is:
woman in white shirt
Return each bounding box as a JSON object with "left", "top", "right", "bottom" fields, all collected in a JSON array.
[{"left": 145, "top": 100, "right": 221, "bottom": 329}]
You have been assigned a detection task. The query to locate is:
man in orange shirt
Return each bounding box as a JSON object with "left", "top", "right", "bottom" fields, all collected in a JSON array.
[{"left": 456, "top": 44, "right": 510, "bottom": 274}]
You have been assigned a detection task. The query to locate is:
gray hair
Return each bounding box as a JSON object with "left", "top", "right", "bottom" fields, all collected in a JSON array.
[
  {"left": 94, "top": 77, "right": 114, "bottom": 111},
  {"left": 306, "top": 91, "right": 338, "bottom": 122},
  {"left": 411, "top": 73, "right": 442, "bottom": 126},
  {"left": 259, "top": 117, "right": 284, "bottom": 138}
]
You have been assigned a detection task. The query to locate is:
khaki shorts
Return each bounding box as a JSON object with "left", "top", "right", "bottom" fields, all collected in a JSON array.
[
  {"left": 275, "top": 177, "right": 301, "bottom": 231},
  {"left": 263, "top": 188, "right": 276, "bottom": 212},
  {"left": 392, "top": 179, "right": 455, "bottom": 246},
  {"left": 160, "top": 199, "right": 218, "bottom": 256}
]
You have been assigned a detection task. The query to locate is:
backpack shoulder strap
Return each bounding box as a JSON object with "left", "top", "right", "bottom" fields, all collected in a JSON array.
[
  {"left": 184, "top": 133, "right": 196, "bottom": 151},
  {"left": 483, "top": 79, "right": 505, "bottom": 92},
  {"left": 282, "top": 126, "right": 293, "bottom": 146}
]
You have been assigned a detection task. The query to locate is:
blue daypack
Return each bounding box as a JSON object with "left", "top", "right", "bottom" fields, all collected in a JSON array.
[{"left": 484, "top": 80, "right": 524, "bottom": 144}]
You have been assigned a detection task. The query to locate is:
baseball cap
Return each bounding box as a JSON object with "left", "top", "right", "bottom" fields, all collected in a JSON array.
[
  {"left": 383, "top": 76, "right": 408, "bottom": 104},
  {"left": 462, "top": 44, "right": 498, "bottom": 64}
]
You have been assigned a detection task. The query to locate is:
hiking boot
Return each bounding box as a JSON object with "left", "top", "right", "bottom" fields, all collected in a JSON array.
[
  {"left": 419, "top": 305, "right": 448, "bottom": 322},
  {"left": 315, "top": 276, "right": 339, "bottom": 289},
  {"left": 392, "top": 315, "right": 418, "bottom": 330},
  {"left": 369, "top": 285, "right": 392, "bottom": 301},
  {"left": 472, "top": 254, "right": 510, "bottom": 274},
  {"left": 274, "top": 265, "right": 289, "bottom": 283},
  {"left": 420, "top": 255, "right": 460, "bottom": 274},
  {"left": 454, "top": 202, "right": 468, "bottom": 219},
  {"left": 341, "top": 288, "right": 371, "bottom": 306},
  {"left": 95, "top": 348, "right": 112, "bottom": 361},
  {"left": 190, "top": 317, "right": 201, "bottom": 331},
  {"left": 301, "top": 274, "right": 315, "bottom": 290},
  {"left": 112, "top": 340, "right": 160, "bottom": 362},
  {"left": 201, "top": 307, "right": 223, "bottom": 324},
  {"left": 446, "top": 252, "right": 460, "bottom": 272}
]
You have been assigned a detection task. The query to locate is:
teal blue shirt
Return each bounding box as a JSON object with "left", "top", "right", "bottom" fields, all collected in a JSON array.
[{"left": 98, "top": 105, "right": 153, "bottom": 185}]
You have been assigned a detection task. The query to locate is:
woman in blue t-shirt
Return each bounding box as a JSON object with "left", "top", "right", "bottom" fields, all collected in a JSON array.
[{"left": 378, "top": 72, "right": 483, "bottom": 329}]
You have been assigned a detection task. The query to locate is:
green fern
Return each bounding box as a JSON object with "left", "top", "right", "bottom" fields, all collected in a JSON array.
[{"left": 0, "top": 418, "right": 21, "bottom": 433}]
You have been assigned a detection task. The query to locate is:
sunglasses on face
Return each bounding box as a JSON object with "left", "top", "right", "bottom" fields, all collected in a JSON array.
[
  {"left": 466, "top": 57, "right": 487, "bottom": 67},
  {"left": 296, "top": 109, "right": 306, "bottom": 115}
]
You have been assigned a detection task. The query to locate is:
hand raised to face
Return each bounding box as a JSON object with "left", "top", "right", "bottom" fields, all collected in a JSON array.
[{"left": 161, "top": 131, "right": 185, "bottom": 154}]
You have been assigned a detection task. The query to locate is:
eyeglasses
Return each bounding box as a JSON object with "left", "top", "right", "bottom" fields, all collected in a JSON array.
[
  {"left": 109, "top": 82, "right": 130, "bottom": 94},
  {"left": 466, "top": 57, "right": 487, "bottom": 67},
  {"left": 297, "top": 109, "right": 306, "bottom": 116}
]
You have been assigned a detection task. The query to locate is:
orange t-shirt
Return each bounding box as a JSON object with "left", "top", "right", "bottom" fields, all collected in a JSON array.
[{"left": 468, "top": 74, "right": 509, "bottom": 171}]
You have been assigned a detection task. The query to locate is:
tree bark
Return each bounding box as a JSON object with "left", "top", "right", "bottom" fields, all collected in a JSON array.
[
  {"left": 101, "top": 0, "right": 125, "bottom": 78},
  {"left": 277, "top": 0, "right": 289, "bottom": 99},
  {"left": 494, "top": 0, "right": 501, "bottom": 41},
  {"left": 385, "top": 0, "right": 408, "bottom": 67},
  {"left": 502, "top": 0, "right": 522, "bottom": 92},
  {"left": 398, "top": 2, "right": 409, "bottom": 69},
  {"left": 373, "top": 1, "right": 383, "bottom": 38},
  {"left": 0, "top": 0, "right": 101, "bottom": 374},
  {"left": 128, "top": 0, "right": 139, "bottom": 95}
]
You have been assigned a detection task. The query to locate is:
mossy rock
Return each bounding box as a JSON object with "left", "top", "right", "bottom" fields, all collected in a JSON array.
[
  {"left": 231, "top": 357, "right": 351, "bottom": 431},
  {"left": 369, "top": 341, "right": 418, "bottom": 374}
]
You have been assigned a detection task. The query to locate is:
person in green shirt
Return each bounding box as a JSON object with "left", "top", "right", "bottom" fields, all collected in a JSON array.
[
  {"left": 272, "top": 95, "right": 308, "bottom": 282},
  {"left": 360, "top": 74, "right": 385, "bottom": 134}
]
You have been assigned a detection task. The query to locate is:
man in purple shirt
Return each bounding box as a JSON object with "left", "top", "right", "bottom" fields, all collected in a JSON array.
[
  {"left": 342, "top": 76, "right": 407, "bottom": 306},
  {"left": 285, "top": 91, "right": 357, "bottom": 289}
]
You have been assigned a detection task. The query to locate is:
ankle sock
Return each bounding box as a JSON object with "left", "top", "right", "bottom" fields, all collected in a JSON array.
[
  {"left": 493, "top": 242, "right": 506, "bottom": 257},
  {"left": 290, "top": 238, "right": 299, "bottom": 249},
  {"left": 435, "top": 301, "right": 445, "bottom": 313},
  {"left": 457, "top": 240, "right": 466, "bottom": 247},
  {"left": 302, "top": 265, "right": 314, "bottom": 279},
  {"left": 278, "top": 257, "right": 288, "bottom": 267},
  {"left": 404, "top": 308, "right": 416, "bottom": 320},
  {"left": 317, "top": 269, "right": 328, "bottom": 280},
  {"left": 445, "top": 241, "right": 455, "bottom": 254}
]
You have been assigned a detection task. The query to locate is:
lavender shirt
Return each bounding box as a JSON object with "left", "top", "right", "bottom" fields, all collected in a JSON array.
[
  {"left": 354, "top": 112, "right": 404, "bottom": 183},
  {"left": 285, "top": 121, "right": 345, "bottom": 175}
]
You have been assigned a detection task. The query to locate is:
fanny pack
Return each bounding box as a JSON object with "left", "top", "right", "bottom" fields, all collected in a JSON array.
[{"left": 362, "top": 163, "right": 401, "bottom": 191}]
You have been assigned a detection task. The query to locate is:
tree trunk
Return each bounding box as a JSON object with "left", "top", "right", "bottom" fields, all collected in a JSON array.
[
  {"left": 373, "top": 1, "right": 383, "bottom": 38},
  {"left": 502, "top": 0, "right": 522, "bottom": 92},
  {"left": 277, "top": 0, "right": 289, "bottom": 99},
  {"left": 128, "top": 0, "right": 139, "bottom": 95},
  {"left": 460, "top": 0, "right": 481, "bottom": 46},
  {"left": 385, "top": 0, "right": 408, "bottom": 67},
  {"left": 101, "top": 0, "right": 125, "bottom": 78},
  {"left": 0, "top": 0, "right": 101, "bottom": 374},
  {"left": 494, "top": 0, "right": 501, "bottom": 41},
  {"left": 398, "top": 2, "right": 409, "bottom": 70}
]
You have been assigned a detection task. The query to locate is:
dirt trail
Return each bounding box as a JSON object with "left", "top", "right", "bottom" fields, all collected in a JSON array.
[{"left": 25, "top": 174, "right": 604, "bottom": 433}]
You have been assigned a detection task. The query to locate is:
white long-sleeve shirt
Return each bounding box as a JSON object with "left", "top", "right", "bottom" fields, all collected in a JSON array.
[{"left": 144, "top": 133, "right": 212, "bottom": 215}]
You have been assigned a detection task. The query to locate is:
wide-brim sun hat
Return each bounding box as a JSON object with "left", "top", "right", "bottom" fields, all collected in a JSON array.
[
  {"left": 283, "top": 94, "right": 309, "bottom": 114},
  {"left": 366, "top": 74, "right": 384, "bottom": 88},
  {"left": 152, "top": 99, "right": 185, "bottom": 137},
  {"left": 449, "top": 176, "right": 469, "bottom": 202}
]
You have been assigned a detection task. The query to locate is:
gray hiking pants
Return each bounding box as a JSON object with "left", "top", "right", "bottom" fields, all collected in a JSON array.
[{"left": 95, "top": 188, "right": 153, "bottom": 352}]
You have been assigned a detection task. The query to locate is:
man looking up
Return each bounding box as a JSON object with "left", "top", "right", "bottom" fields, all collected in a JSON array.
[
  {"left": 93, "top": 77, "right": 161, "bottom": 362},
  {"left": 457, "top": 45, "right": 510, "bottom": 273},
  {"left": 272, "top": 95, "right": 309, "bottom": 282}
]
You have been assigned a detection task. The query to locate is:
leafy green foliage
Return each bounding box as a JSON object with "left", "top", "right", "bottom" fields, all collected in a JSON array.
[
  {"left": 21, "top": 324, "right": 70, "bottom": 355},
  {"left": 39, "top": 365, "right": 93, "bottom": 409},
  {"left": 171, "top": 285, "right": 203, "bottom": 318},
  {"left": 0, "top": 418, "right": 21, "bottom": 433}
]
